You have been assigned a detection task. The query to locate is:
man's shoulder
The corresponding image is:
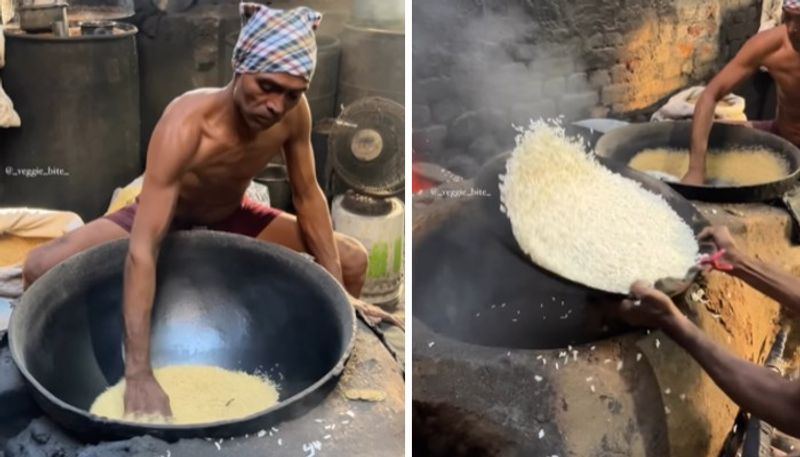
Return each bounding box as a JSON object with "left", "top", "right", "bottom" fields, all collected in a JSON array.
[
  {"left": 164, "top": 88, "right": 219, "bottom": 117},
  {"left": 150, "top": 91, "right": 217, "bottom": 149},
  {"left": 745, "top": 26, "right": 786, "bottom": 55},
  {"left": 281, "top": 94, "right": 312, "bottom": 135}
]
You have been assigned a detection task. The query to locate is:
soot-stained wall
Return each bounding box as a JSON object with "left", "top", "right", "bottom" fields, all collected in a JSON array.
[{"left": 413, "top": 0, "right": 764, "bottom": 176}]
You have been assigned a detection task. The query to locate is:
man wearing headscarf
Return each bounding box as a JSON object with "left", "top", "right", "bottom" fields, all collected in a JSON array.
[
  {"left": 683, "top": 0, "right": 800, "bottom": 185},
  {"left": 22, "top": 3, "right": 400, "bottom": 418}
]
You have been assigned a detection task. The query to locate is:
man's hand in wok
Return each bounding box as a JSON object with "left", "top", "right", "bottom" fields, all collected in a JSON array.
[
  {"left": 609, "top": 281, "right": 683, "bottom": 330},
  {"left": 680, "top": 168, "right": 706, "bottom": 186},
  {"left": 124, "top": 371, "right": 172, "bottom": 420},
  {"left": 350, "top": 296, "right": 404, "bottom": 330}
]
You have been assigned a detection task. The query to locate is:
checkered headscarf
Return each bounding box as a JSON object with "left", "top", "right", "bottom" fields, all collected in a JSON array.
[
  {"left": 786, "top": 0, "right": 800, "bottom": 13},
  {"left": 232, "top": 3, "right": 322, "bottom": 82}
]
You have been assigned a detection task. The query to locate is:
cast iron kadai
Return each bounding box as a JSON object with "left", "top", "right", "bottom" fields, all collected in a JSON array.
[
  {"left": 9, "top": 231, "right": 356, "bottom": 441},
  {"left": 595, "top": 120, "right": 800, "bottom": 203},
  {"left": 473, "top": 152, "right": 715, "bottom": 296},
  {"left": 412, "top": 152, "right": 713, "bottom": 349}
]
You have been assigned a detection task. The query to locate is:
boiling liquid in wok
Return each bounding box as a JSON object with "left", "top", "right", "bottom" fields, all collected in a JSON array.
[
  {"left": 90, "top": 365, "right": 279, "bottom": 424},
  {"left": 628, "top": 147, "right": 789, "bottom": 186}
]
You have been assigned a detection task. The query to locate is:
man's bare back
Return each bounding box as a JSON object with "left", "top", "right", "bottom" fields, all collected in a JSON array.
[
  {"left": 167, "top": 87, "right": 298, "bottom": 224},
  {"left": 757, "top": 26, "right": 800, "bottom": 144}
]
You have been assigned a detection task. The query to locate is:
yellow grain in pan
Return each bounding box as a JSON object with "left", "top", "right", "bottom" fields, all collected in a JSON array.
[{"left": 90, "top": 365, "right": 279, "bottom": 425}]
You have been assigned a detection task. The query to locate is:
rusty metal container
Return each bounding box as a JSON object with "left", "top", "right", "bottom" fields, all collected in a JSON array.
[
  {"left": 337, "top": 23, "right": 403, "bottom": 108},
  {"left": 0, "top": 24, "right": 141, "bottom": 221}
]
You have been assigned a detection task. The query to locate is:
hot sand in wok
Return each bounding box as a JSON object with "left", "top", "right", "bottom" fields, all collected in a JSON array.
[
  {"left": 499, "top": 121, "right": 700, "bottom": 294},
  {"left": 90, "top": 365, "right": 280, "bottom": 424},
  {"left": 628, "top": 147, "right": 789, "bottom": 186}
]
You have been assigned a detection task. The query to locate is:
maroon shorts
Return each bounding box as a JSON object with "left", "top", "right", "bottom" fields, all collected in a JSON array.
[
  {"left": 750, "top": 120, "right": 800, "bottom": 147},
  {"left": 104, "top": 198, "right": 282, "bottom": 238},
  {"left": 751, "top": 119, "right": 779, "bottom": 136}
]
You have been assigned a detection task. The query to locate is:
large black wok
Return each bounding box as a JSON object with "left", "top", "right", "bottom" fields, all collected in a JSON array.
[
  {"left": 9, "top": 231, "right": 355, "bottom": 441},
  {"left": 595, "top": 120, "right": 800, "bottom": 202},
  {"left": 412, "top": 152, "right": 711, "bottom": 349}
]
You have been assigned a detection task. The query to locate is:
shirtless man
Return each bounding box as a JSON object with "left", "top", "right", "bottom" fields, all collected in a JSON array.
[
  {"left": 22, "top": 4, "right": 398, "bottom": 418},
  {"left": 683, "top": 0, "right": 800, "bottom": 185},
  {"left": 612, "top": 226, "right": 800, "bottom": 440}
]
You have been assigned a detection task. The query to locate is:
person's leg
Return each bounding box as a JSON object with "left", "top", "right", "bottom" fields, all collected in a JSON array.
[
  {"left": 255, "top": 212, "right": 368, "bottom": 297},
  {"left": 23, "top": 216, "right": 131, "bottom": 287},
  {"left": 220, "top": 200, "right": 401, "bottom": 328}
]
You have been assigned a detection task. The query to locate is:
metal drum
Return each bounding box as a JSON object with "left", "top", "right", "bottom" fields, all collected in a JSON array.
[
  {"left": 307, "top": 35, "right": 341, "bottom": 122},
  {"left": 67, "top": 0, "right": 134, "bottom": 21},
  {"left": 337, "top": 23, "right": 404, "bottom": 108},
  {"left": 351, "top": 0, "right": 403, "bottom": 25},
  {"left": 137, "top": 6, "right": 240, "bottom": 163},
  {"left": 221, "top": 30, "right": 238, "bottom": 85},
  {"left": 0, "top": 24, "right": 141, "bottom": 221},
  {"left": 306, "top": 35, "right": 341, "bottom": 193},
  {"left": 254, "top": 163, "right": 293, "bottom": 211}
]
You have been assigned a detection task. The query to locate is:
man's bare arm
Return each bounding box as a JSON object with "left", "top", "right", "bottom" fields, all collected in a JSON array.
[
  {"left": 700, "top": 226, "right": 800, "bottom": 316},
  {"left": 617, "top": 285, "right": 800, "bottom": 438},
  {"left": 727, "top": 253, "right": 800, "bottom": 316},
  {"left": 123, "top": 101, "right": 198, "bottom": 416},
  {"left": 283, "top": 97, "right": 343, "bottom": 284},
  {"left": 684, "top": 31, "right": 776, "bottom": 184},
  {"left": 664, "top": 313, "right": 800, "bottom": 438},
  {"left": 282, "top": 99, "right": 404, "bottom": 328}
]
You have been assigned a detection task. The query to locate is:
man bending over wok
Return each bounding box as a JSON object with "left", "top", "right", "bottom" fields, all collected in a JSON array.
[
  {"left": 683, "top": 0, "right": 800, "bottom": 185},
  {"left": 21, "top": 4, "right": 400, "bottom": 419}
]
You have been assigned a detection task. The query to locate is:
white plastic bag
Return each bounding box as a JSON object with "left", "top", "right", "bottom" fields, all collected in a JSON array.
[
  {"left": 0, "top": 78, "right": 20, "bottom": 128},
  {"left": 651, "top": 86, "right": 746, "bottom": 122},
  {"left": 0, "top": 208, "right": 84, "bottom": 238},
  {"left": 0, "top": 26, "right": 5, "bottom": 67}
]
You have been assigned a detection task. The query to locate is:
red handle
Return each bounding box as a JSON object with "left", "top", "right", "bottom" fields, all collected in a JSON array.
[{"left": 699, "top": 249, "right": 734, "bottom": 271}]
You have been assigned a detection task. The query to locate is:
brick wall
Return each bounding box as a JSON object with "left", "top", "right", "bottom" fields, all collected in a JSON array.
[{"left": 412, "top": 0, "right": 763, "bottom": 176}]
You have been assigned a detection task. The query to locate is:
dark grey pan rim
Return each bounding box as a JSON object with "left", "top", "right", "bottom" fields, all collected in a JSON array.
[
  {"left": 594, "top": 120, "right": 800, "bottom": 202},
  {"left": 8, "top": 231, "right": 356, "bottom": 436}
]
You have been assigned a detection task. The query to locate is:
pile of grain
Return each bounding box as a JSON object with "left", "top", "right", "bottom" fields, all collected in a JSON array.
[
  {"left": 90, "top": 365, "right": 280, "bottom": 424},
  {"left": 499, "top": 121, "right": 699, "bottom": 294},
  {"left": 628, "top": 147, "right": 789, "bottom": 186}
]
